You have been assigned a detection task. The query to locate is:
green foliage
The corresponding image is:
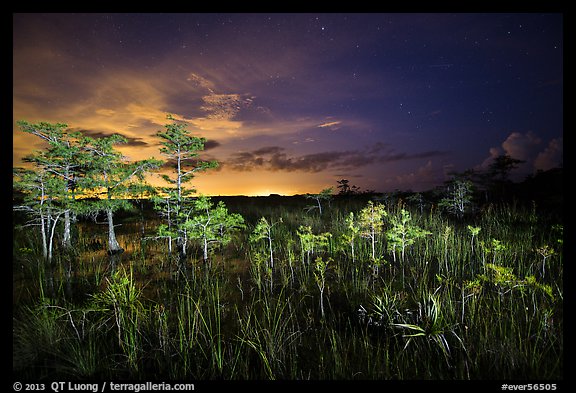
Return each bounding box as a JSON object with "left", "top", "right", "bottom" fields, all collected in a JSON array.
[
  {"left": 524, "top": 275, "right": 555, "bottom": 301},
  {"left": 362, "top": 291, "right": 405, "bottom": 327},
  {"left": 304, "top": 187, "right": 333, "bottom": 215},
  {"left": 392, "top": 292, "right": 461, "bottom": 368},
  {"left": 153, "top": 116, "right": 219, "bottom": 260},
  {"left": 481, "top": 263, "right": 518, "bottom": 286},
  {"left": 535, "top": 244, "right": 556, "bottom": 278},
  {"left": 184, "top": 196, "right": 245, "bottom": 262},
  {"left": 313, "top": 256, "right": 331, "bottom": 318},
  {"left": 249, "top": 217, "right": 282, "bottom": 269},
  {"left": 340, "top": 211, "right": 361, "bottom": 265},
  {"left": 14, "top": 120, "right": 89, "bottom": 259},
  {"left": 81, "top": 134, "right": 162, "bottom": 201},
  {"left": 475, "top": 263, "right": 556, "bottom": 301},
  {"left": 406, "top": 192, "right": 426, "bottom": 213},
  {"left": 552, "top": 224, "right": 563, "bottom": 245},
  {"left": 480, "top": 238, "right": 507, "bottom": 265},
  {"left": 156, "top": 116, "right": 218, "bottom": 200},
  {"left": 439, "top": 179, "right": 474, "bottom": 218},
  {"left": 386, "top": 208, "right": 431, "bottom": 263},
  {"left": 467, "top": 225, "right": 481, "bottom": 237},
  {"left": 357, "top": 200, "right": 387, "bottom": 263},
  {"left": 296, "top": 225, "right": 332, "bottom": 264},
  {"left": 81, "top": 134, "right": 162, "bottom": 252},
  {"left": 249, "top": 217, "right": 274, "bottom": 244},
  {"left": 90, "top": 266, "right": 146, "bottom": 370},
  {"left": 13, "top": 191, "right": 563, "bottom": 380}
]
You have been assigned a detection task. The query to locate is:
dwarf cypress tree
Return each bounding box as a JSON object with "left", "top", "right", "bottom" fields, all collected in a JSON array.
[
  {"left": 81, "top": 134, "right": 162, "bottom": 254},
  {"left": 155, "top": 116, "right": 218, "bottom": 265},
  {"left": 15, "top": 121, "right": 86, "bottom": 255}
]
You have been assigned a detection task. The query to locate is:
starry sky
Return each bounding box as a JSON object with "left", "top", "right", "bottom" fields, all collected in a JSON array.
[{"left": 12, "top": 13, "right": 563, "bottom": 196}]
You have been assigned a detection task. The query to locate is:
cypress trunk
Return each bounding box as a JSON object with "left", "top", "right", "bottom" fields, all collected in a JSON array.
[{"left": 107, "top": 209, "right": 124, "bottom": 254}]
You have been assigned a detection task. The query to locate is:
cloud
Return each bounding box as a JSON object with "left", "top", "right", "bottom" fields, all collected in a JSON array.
[
  {"left": 200, "top": 93, "right": 253, "bottom": 121},
  {"left": 501, "top": 131, "right": 542, "bottom": 162},
  {"left": 225, "top": 144, "right": 447, "bottom": 173},
  {"left": 318, "top": 121, "right": 342, "bottom": 129},
  {"left": 186, "top": 73, "right": 216, "bottom": 93},
  {"left": 534, "top": 137, "right": 563, "bottom": 171},
  {"left": 70, "top": 128, "right": 150, "bottom": 147},
  {"left": 12, "top": 15, "right": 404, "bottom": 173},
  {"left": 12, "top": 46, "right": 254, "bottom": 165},
  {"left": 478, "top": 131, "right": 563, "bottom": 178},
  {"left": 95, "top": 109, "right": 117, "bottom": 117},
  {"left": 252, "top": 146, "right": 284, "bottom": 155},
  {"left": 387, "top": 160, "right": 442, "bottom": 191},
  {"left": 203, "top": 140, "right": 221, "bottom": 151}
]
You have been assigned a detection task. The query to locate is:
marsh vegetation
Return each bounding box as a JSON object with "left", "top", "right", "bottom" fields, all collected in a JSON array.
[{"left": 13, "top": 194, "right": 563, "bottom": 380}]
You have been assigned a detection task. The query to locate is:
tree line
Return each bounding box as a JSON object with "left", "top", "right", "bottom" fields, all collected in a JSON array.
[
  {"left": 14, "top": 116, "right": 554, "bottom": 267},
  {"left": 13, "top": 116, "right": 241, "bottom": 267}
]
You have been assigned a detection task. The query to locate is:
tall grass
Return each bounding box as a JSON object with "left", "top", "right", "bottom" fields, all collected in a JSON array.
[{"left": 13, "top": 196, "right": 563, "bottom": 379}]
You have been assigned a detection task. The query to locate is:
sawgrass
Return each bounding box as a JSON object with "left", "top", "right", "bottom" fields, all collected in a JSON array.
[{"left": 13, "top": 196, "right": 563, "bottom": 379}]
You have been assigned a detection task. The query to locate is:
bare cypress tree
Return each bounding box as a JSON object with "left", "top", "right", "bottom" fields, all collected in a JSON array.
[{"left": 13, "top": 166, "right": 67, "bottom": 264}]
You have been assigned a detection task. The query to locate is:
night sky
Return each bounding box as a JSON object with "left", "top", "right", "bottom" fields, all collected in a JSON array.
[{"left": 13, "top": 13, "right": 563, "bottom": 196}]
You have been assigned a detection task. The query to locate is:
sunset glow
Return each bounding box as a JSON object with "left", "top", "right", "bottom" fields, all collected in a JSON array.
[{"left": 13, "top": 13, "right": 563, "bottom": 195}]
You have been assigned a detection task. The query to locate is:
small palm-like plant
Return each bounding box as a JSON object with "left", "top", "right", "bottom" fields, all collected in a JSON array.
[
  {"left": 360, "top": 290, "right": 405, "bottom": 327},
  {"left": 393, "top": 293, "right": 462, "bottom": 367},
  {"left": 90, "top": 266, "right": 146, "bottom": 371}
]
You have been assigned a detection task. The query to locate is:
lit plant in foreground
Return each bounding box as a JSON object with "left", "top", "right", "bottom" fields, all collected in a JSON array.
[
  {"left": 90, "top": 266, "right": 146, "bottom": 371},
  {"left": 185, "top": 195, "right": 245, "bottom": 264},
  {"left": 392, "top": 292, "right": 462, "bottom": 368},
  {"left": 480, "top": 238, "right": 507, "bottom": 267},
  {"left": 535, "top": 245, "right": 555, "bottom": 279},
  {"left": 250, "top": 217, "right": 282, "bottom": 270},
  {"left": 386, "top": 208, "right": 431, "bottom": 265},
  {"left": 467, "top": 225, "right": 481, "bottom": 255},
  {"left": 313, "top": 256, "right": 331, "bottom": 319},
  {"left": 357, "top": 200, "right": 387, "bottom": 266},
  {"left": 296, "top": 225, "right": 331, "bottom": 266},
  {"left": 341, "top": 212, "right": 360, "bottom": 264}
]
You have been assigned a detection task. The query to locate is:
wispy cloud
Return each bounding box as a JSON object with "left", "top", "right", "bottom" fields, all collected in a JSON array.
[
  {"left": 186, "top": 73, "right": 216, "bottom": 93},
  {"left": 317, "top": 120, "right": 342, "bottom": 129},
  {"left": 200, "top": 93, "right": 252, "bottom": 121},
  {"left": 225, "top": 144, "right": 447, "bottom": 173}
]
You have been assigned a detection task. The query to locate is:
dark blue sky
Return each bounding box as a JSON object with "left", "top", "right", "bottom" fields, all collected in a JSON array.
[{"left": 13, "top": 13, "right": 563, "bottom": 195}]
